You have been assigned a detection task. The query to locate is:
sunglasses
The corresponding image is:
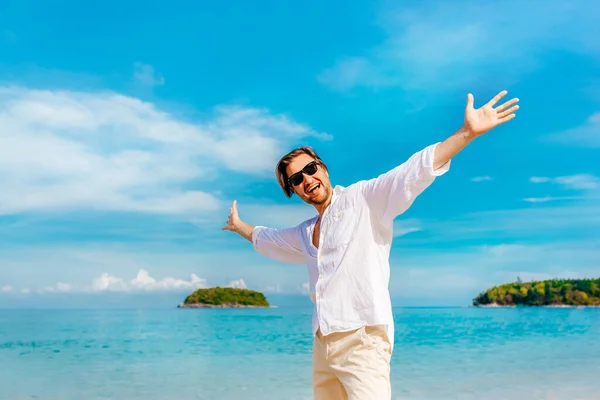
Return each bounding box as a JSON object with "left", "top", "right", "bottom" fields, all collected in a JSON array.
[{"left": 288, "top": 161, "right": 319, "bottom": 187}]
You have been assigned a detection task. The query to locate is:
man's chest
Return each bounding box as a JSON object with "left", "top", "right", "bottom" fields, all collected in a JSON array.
[
  {"left": 312, "top": 219, "right": 321, "bottom": 248},
  {"left": 310, "top": 196, "right": 368, "bottom": 251}
]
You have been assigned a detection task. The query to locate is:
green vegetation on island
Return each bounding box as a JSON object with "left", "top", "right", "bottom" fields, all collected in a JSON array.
[
  {"left": 178, "top": 287, "right": 271, "bottom": 308},
  {"left": 473, "top": 278, "right": 600, "bottom": 307}
]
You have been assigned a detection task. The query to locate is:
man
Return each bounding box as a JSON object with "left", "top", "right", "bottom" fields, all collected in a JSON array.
[{"left": 222, "top": 90, "right": 519, "bottom": 399}]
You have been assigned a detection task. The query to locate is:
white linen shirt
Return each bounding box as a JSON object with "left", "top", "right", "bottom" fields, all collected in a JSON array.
[{"left": 251, "top": 143, "right": 450, "bottom": 349}]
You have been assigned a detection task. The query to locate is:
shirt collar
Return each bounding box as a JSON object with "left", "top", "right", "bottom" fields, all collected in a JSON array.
[
  {"left": 330, "top": 185, "right": 344, "bottom": 205},
  {"left": 307, "top": 185, "right": 344, "bottom": 223},
  {"left": 333, "top": 184, "right": 344, "bottom": 196}
]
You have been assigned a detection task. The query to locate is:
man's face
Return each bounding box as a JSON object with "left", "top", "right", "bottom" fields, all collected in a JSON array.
[{"left": 286, "top": 153, "right": 331, "bottom": 206}]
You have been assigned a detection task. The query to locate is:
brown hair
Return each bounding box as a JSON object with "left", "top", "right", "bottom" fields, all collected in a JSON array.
[{"left": 275, "top": 146, "right": 328, "bottom": 198}]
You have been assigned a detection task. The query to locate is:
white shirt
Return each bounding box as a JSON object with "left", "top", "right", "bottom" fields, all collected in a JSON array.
[{"left": 251, "top": 143, "right": 450, "bottom": 349}]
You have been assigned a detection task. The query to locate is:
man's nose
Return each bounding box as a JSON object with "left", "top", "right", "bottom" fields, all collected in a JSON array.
[{"left": 303, "top": 175, "right": 316, "bottom": 187}]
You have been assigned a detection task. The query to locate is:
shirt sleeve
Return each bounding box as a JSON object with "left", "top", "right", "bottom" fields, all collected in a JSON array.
[
  {"left": 360, "top": 142, "right": 451, "bottom": 225},
  {"left": 251, "top": 225, "right": 306, "bottom": 264}
]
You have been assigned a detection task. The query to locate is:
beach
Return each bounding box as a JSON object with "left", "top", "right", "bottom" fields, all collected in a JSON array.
[{"left": 1, "top": 298, "right": 599, "bottom": 400}]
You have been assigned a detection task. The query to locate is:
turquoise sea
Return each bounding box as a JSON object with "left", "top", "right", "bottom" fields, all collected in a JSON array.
[{"left": 1, "top": 297, "right": 599, "bottom": 400}]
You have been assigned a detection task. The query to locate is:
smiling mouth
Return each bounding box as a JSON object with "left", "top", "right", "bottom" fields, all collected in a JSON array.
[{"left": 306, "top": 183, "right": 320, "bottom": 194}]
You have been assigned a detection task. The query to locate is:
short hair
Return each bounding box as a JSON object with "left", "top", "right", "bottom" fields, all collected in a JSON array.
[{"left": 275, "top": 146, "right": 328, "bottom": 198}]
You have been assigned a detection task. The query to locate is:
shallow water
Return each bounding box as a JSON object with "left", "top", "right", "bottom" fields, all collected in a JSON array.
[{"left": 1, "top": 305, "right": 599, "bottom": 399}]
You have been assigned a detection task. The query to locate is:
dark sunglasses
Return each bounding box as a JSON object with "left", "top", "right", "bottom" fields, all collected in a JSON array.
[{"left": 288, "top": 161, "right": 319, "bottom": 186}]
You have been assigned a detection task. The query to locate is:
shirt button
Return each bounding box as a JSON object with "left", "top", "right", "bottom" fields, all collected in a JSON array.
[{"left": 316, "top": 294, "right": 320, "bottom": 299}]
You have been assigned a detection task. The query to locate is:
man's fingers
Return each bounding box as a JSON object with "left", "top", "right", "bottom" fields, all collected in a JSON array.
[
  {"left": 223, "top": 200, "right": 238, "bottom": 232},
  {"left": 495, "top": 98, "right": 519, "bottom": 113},
  {"left": 466, "top": 93, "right": 474, "bottom": 109},
  {"left": 486, "top": 90, "right": 508, "bottom": 107},
  {"left": 228, "top": 200, "right": 238, "bottom": 219},
  {"left": 223, "top": 201, "right": 238, "bottom": 232},
  {"left": 498, "top": 113, "right": 516, "bottom": 124},
  {"left": 498, "top": 105, "right": 519, "bottom": 118}
]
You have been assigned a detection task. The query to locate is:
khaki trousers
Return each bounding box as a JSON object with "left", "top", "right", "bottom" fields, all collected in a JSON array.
[{"left": 312, "top": 325, "right": 392, "bottom": 400}]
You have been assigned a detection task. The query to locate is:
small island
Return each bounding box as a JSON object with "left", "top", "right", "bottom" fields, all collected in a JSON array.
[
  {"left": 473, "top": 278, "right": 600, "bottom": 307},
  {"left": 178, "top": 286, "right": 271, "bottom": 308}
]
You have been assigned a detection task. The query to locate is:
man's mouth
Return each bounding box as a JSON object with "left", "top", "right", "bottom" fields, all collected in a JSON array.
[{"left": 306, "top": 183, "right": 320, "bottom": 194}]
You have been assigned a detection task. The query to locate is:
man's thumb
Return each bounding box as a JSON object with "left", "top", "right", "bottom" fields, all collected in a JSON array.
[{"left": 467, "top": 93, "right": 474, "bottom": 109}]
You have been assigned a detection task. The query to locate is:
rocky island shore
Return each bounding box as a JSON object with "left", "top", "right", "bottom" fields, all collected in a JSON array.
[
  {"left": 178, "top": 287, "right": 272, "bottom": 308},
  {"left": 473, "top": 278, "right": 600, "bottom": 307}
]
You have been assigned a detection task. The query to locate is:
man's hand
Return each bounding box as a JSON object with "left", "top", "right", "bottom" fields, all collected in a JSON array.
[
  {"left": 222, "top": 200, "right": 241, "bottom": 232},
  {"left": 433, "top": 90, "right": 520, "bottom": 170},
  {"left": 222, "top": 200, "right": 254, "bottom": 242},
  {"left": 463, "top": 90, "right": 519, "bottom": 139}
]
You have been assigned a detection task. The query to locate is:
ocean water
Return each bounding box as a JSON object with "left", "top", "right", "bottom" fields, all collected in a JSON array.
[{"left": 1, "top": 301, "right": 599, "bottom": 400}]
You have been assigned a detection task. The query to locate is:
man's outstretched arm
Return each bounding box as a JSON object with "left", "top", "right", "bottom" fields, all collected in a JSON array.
[
  {"left": 361, "top": 90, "right": 519, "bottom": 224},
  {"left": 222, "top": 200, "right": 305, "bottom": 264},
  {"left": 433, "top": 90, "right": 519, "bottom": 169}
]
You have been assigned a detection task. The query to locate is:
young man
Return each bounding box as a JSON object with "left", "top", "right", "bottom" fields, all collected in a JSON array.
[{"left": 222, "top": 90, "right": 519, "bottom": 399}]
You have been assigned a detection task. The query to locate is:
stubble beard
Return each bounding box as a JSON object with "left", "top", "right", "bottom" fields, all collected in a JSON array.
[{"left": 306, "top": 184, "right": 331, "bottom": 206}]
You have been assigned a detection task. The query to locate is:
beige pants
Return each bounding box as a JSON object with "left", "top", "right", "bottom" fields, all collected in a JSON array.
[{"left": 312, "top": 325, "right": 392, "bottom": 400}]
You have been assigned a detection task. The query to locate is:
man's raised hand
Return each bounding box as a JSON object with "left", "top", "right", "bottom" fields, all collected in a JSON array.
[
  {"left": 222, "top": 200, "right": 241, "bottom": 232},
  {"left": 464, "top": 90, "right": 519, "bottom": 138},
  {"left": 221, "top": 200, "right": 254, "bottom": 242}
]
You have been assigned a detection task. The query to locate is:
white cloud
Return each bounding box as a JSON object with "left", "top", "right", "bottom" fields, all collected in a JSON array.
[
  {"left": 393, "top": 218, "right": 422, "bottom": 237},
  {"left": 1, "top": 285, "right": 12, "bottom": 293},
  {"left": 319, "top": 0, "right": 599, "bottom": 91},
  {"left": 130, "top": 269, "right": 207, "bottom": 291},
  {"left": 91, "top": 273, "right": 127, "bottom": 292},
  {"left": 523, "top": 196, "right": 583, "bottom": 203},
  {"left": 133, "top": 63, "right": 164, "bottom": 86},
  {"left": 523, "top": 196, "right": 550, "bottom": 203},
  {"left": 546, "top": 112, "right": 600, "bottom": 148},
  {"left": 317, "top": 57, "right": 396, "bottom": 92},
  {"left": 226, "top": 279, "right": 247, "bottom": 289},
  {"left": 529, "top": 174, "right": 599, "bottom": 190},
  {"left": 263, "top": 284, "right": 283, "bottom": 293},
  {"left": 39, "top": 269, "right": 209, "bottom": 294},
  {"left": 554, "top": 174, "right": 599, "bottom": 190},
  {"left": 530, "top": 176, "right": 551, "bottom": 183},
  {"left": 525, "top": 174, "right": 598, "bottom": 203},
  {"left": 471, "top": 176, "right": 493, "bottom": 182},
  {"left": 0, "top": 86, "right": 329, "bottom": 215},
  {"left": 42, "top": 282, "right": 72, "bottom": 293}
]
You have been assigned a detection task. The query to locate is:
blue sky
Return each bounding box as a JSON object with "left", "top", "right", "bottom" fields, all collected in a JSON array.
[{"left": 0, "top": 0, "right": 599, "bottom": 307}]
